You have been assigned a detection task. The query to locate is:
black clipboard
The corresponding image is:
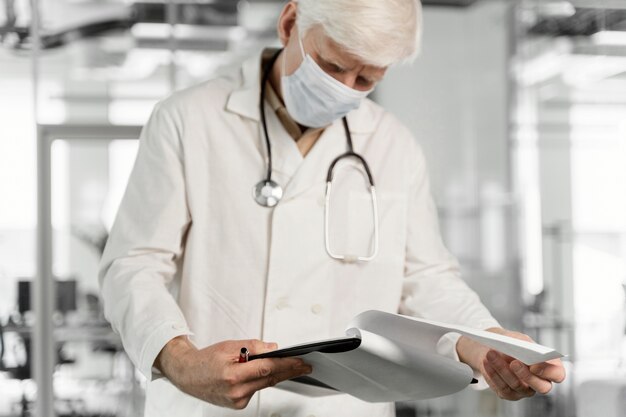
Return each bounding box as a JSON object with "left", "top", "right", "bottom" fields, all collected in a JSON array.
[
  {"left": 247, "top": 336, "right": 362, "bottom": 392},
  {"left": 248, "top": 336, "right": 362, "bottom": 361}
]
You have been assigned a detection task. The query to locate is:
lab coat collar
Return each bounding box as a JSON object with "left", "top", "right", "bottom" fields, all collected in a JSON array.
[
  {"left": 225, "top": 51, "right": 377, "bottom": 134},
  {"left": 225, "top": 52, "right": 263, "bottom": 122}
]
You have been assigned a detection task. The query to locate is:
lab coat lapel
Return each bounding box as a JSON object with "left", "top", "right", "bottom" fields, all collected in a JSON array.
[
  {"left": 264, "top": 103, "right": 303, "bottom": 183},
  {"left": 280, "top": 121, "right": 344, "bottom": 202},
  {"left": 226, "top": 52, "right": 303, "bottom": 183},
  {"left": 225, "top": 54, "right": 261, "bottom": 121}
]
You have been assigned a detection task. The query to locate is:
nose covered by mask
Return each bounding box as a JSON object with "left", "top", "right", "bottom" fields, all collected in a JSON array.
[{"left": 281, "top": 32, "right": 373, "bottom": 128}]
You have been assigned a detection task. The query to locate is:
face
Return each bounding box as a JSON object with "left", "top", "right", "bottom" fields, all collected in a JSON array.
[{"left": 279, "top": 5, "right": 387, "bottom": 92}]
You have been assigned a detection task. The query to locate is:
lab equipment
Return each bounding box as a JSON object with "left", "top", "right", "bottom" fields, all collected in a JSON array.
[
  {"left": 18, "top": 279, "right": 77, "bottom": 315},
  {"left": 253, "top": 49, "right": 379, "bottom": 263}
]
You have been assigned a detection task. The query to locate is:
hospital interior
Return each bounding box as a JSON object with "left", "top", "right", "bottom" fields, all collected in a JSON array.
[{"left": 1, "top": 0, "right": 625, "bottom": 416}]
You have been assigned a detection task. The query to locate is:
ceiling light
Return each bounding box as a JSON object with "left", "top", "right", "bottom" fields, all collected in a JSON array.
[
  {"left": 592, "top": 31, "right": 626, "bottom": 46},
  {"left": 536, "top": 1, "right": 576, "bottom": 18}
]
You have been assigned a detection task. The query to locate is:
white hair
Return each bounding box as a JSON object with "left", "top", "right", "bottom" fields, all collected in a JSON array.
[{"left": 295, "top": 0, "right": 423, "bottom": 68}]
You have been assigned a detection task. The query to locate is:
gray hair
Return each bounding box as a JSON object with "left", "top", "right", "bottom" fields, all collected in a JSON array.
[{"left": 296, "top": 0, "right": 423, "bottom": 67}]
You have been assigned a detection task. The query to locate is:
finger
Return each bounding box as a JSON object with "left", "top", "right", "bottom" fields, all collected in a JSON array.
[
  {"left": 510, "top": 332, "right": 535, "bottom": 343},
  {"left": 511, "top": 360, "right": 554, "bottom": 394},
  {"left": 241, "top": 363, "right": 313, "bottom": 395},
  {"left": 244, "top": 339, "right": 279, "bottom": 355},
  {"left": 486, "top": 351, "right": 535, "bottom": 397},
  {"left": 225, "top": 364, "right": 312, "bottom": 409},
  {"left": 235, "top": 357, "right": 308, "bottom": 383},
  {"left": 529, "top": 360, "right": 566, "bottom": 383},
  {"left": 483, "top": 359, "right": 526, "bottom": 400},
  {"left": 481, "top": 361, "right": 505, "bottom": 393}
]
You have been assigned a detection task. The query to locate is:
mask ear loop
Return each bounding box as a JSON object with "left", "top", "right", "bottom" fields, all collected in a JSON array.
[
  {"left": 283, "top": 28, "right": 307, "bottom": 78},
  {"left": 296, "top": 28, "right": 306, "bottom": 58}
]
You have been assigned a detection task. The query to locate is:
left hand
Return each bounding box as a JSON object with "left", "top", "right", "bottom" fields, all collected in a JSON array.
[{"left": 456, "top": 328, "right": 566, "bottom": 401}]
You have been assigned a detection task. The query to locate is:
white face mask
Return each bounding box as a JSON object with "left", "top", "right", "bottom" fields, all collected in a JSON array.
[{"left": 281, "top": 32, "right": 372, "bottom": 128}]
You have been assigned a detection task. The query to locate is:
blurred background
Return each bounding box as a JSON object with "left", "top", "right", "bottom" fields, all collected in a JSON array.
[{"left": 0, "top": 0, "right": 625, "bottom": 416}]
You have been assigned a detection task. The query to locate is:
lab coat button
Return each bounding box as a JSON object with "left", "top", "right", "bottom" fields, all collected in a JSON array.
[
  {"left": 172, "top": 324, "right": 185, "bottom": 331},
  {"left": 275, "top": 297, "right": 290, "bottom": 310},
  {"left": 311, "top": 304, "right": 323, "bottom": 315}
]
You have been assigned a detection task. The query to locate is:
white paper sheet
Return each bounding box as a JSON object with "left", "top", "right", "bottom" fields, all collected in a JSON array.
[
  {"left": 349, "top": 310, "right": 564, "bottom": 365},
  {"left": 290, "top": 328, "right": 475, "bottom": 402}
]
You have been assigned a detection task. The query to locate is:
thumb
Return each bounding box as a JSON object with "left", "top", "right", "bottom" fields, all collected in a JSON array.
[{"left": 245, "top": 339, "right": 279, "bottom": 355}]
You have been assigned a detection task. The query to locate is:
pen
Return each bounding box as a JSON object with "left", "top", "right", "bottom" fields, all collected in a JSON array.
[{"left": 239, "top": 347, "right": 249, "bottom": 363}]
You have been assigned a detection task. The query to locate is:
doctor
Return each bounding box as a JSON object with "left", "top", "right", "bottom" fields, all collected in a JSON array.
[{"left": 99, "top": 0, "right": 565, "bottom": 416}]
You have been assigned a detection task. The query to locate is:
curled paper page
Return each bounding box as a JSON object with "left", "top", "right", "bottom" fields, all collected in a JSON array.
[
  {"left": 294, "top": 328, "right": 474, "bottom": 402},
  {"left": 349, "top": 310, "right": 564, "bottom": 365}
]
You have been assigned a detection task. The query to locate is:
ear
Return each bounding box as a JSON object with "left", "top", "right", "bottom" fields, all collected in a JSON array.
[{"left": 277, "top": 1, "right": 298, "bottom": 47}]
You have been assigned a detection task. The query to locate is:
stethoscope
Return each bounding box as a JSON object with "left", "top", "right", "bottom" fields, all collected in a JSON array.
[{"left": 252, "top": 49, "right": 379, "bottom": 263}]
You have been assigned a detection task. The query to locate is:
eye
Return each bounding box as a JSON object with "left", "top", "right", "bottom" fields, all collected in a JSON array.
[
  {"left": 330, "top": 63, "right": 347, "bottom": 73},
  {"left": 322, "top": 60, "right": 346, "bottom": 74}
]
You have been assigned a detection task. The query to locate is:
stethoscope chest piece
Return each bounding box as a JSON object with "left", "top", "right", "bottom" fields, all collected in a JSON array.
[{"left": 253, "top": 179, "right": 283, "bottom": 207}]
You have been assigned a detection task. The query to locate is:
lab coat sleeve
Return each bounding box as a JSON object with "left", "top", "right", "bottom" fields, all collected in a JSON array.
[
  {"left": 399, "top": 138, "right": 500, "bottom": 368},
  {"left": 98, "top": 101, "right": 192, "bottom": 380}
]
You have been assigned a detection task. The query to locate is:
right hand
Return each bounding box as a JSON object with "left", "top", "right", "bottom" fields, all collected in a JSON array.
[
  {"left": 456, "top": 329, "right": 565, "bottom": 401},
  {"left": 154, "top": 336, "right": 312, "bottom": 409}
]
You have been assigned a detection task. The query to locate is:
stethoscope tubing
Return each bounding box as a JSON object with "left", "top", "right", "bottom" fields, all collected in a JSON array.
[
  {"left": 259, "top": 49, "right": 375, "bottom": 189},
  {"left": 257, "top": 48, "right": 379, "bottom": 262},
  {"left": 259, "top": 49, "right": 282, "bottom": 184}
]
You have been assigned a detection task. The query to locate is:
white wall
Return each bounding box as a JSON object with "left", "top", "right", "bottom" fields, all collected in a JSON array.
[{"left": 376, "top": 0, "right": 520, "bottom": 327}]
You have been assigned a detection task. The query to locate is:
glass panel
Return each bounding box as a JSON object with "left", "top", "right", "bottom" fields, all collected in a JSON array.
[
  {"left": 513, "top": 2, "right": 626, "bottom": 416},
  {"left": 15, "top": 1, "right": 283, "bottom": 414},
  {"left": 49, "top": 138, "right": 140, "bottom": 417},
  {"left": 0, "top": 45, "right": 37, "bottom": 417}
]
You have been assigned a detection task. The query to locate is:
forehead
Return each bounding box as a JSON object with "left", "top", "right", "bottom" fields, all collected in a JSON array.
[{"left": 306, "top": 26, "right": 386, "bottom": 72}]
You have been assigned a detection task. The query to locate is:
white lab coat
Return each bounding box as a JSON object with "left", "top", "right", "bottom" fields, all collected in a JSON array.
[{"left": 99, "top": 52, "right": 500, "bottom": 417}]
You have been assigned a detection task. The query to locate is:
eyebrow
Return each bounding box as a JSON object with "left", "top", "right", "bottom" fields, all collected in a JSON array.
[
  {"left": 318, "top": 51, "right": 382, "bottom": 83},
  {"left": 318, "top": 53, "right": 355, "bottom": 72}
]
